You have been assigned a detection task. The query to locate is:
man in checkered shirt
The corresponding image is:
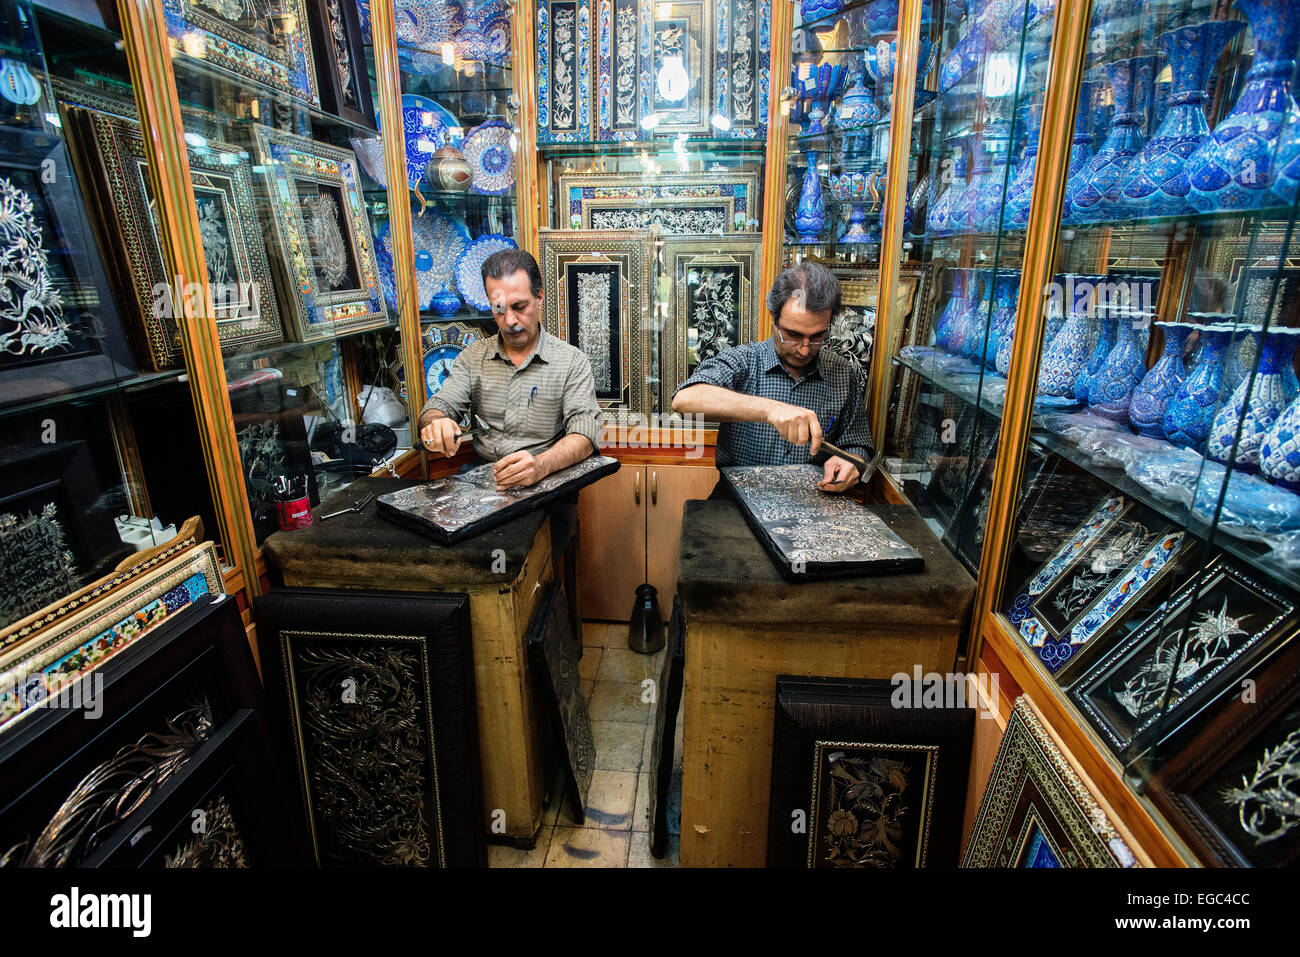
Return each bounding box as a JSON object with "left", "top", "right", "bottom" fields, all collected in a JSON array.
[
  {"left": 672, "top": 261, "right": 873, "bottom": 493},
  {"left": 417, "top": 248, "right": 602, "bottom": 555}
]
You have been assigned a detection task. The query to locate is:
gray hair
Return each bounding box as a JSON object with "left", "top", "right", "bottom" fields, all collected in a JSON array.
[
  {"left": 766, "top": 262, "right": 841, "bottom": 322},
  {"left": 481, "top": 248, "right": 543, "bottom": 296}
]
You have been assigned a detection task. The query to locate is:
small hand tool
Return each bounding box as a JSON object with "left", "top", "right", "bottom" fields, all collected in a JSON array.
[{"left": 320, "top": 491, "right": 375, "bottom": 521}]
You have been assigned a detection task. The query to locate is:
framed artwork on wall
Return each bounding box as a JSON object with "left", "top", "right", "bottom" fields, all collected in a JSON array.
[
  {"left": 539, "top": 228, "right": 653, "bottom": 412},
  {"left": 252, "top": 126, "right": 389, "bottom": 342},
  {"left": 767, "top": 675, "right": 973, "bottom": 868},
  {"left": 162, "top": 0, "right": 320, "bottom": 106},
  {"left": 537, "top": 0, "right": 594, "bottom": 142},
  {"left": 62, "top": 103, "right": 283, "bottom": 369},
  {"left": 962, "top": 695, "right": 1139, "bottom": 868},
  {"left": 308, "top": 0, "right": 375, "bottom": 128},
  {"left": 0, "top": 124, "right": 136, "bottom": 409},
  {"left": 661, "top": 233, "right": 762, "bottom": 400},
  {"left": 556, "top": 169, "right": 760, "bottom": 232}
]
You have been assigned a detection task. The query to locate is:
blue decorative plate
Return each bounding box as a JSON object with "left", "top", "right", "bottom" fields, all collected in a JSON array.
[
  {"left": 456, "top": 0, "right": 511, "bottom": 65},
  {"left": 394, "top": 321, "right": 481, "bottom": 401},
  {"left": 462, "top": 120, "right": 515, "bottom": 195},
  {"left": 350, "top": 135, "right": 387, "bottom": 187},
  {"left": 455, "top": 233, "right": 517, "bottom": 312},
  {"left": 378, "top": 94, "right": 464, "bottom": 190},
  {"left": 381, "top": 214, "right": 470, "bottom": 310}
]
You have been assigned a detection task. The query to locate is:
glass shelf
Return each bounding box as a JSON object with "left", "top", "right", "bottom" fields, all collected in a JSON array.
[
  {"left": 537, "top": 137, "right": 768, "bottom": 159},
  {"left": 796, "top": 0, "right": 876, "bottom": 34}
]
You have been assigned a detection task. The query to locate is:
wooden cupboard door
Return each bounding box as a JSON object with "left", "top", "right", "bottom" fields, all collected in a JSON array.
[
  {"left": 578, "top": 465, "right": 647, "bottom": 621},
  {"left": 646, "top": 464, "right": 718, "bottom": 605}
]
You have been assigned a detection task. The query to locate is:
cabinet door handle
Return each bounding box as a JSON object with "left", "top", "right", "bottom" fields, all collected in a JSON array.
[
  {"left": 651, "top": 470, "right": 658, "bottom": 506},
  {"left": 634, "top": 470, "right": 641, "bottom": 505}
]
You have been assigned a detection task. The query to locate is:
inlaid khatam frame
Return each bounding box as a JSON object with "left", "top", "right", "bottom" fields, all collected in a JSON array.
[
  {"left": 540, "top": 228, "right": 653, "bottom": 413},
  {"left": 962, "top": 695, "right": 1140, "bottom": 868},
  {"left": 713, "top": 0, "right": 770, "bottom": 139},
  {"left": 538, "top": 0, "right": 594, "bottom": 143},
  {"left": 64, "top": 105, "right": 282, "bottom": 368},
  {"left": 252, "top": 126, "right": 388, "bottom": 342},
  {"left": 0, "top": 542, "right": 224, "bottom": 734},
  {"left": 661, "top": 233, "right": 762, "bottom": 400},
  {"left": 163, "top": 0, "right": 319, "bottom": 106},
  {"left": 557, "top": 169, "right": 761, "bottom": 232}
]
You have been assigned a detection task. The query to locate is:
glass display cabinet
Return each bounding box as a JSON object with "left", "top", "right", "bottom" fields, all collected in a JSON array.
[
  {"left": 533, "top": 0, "right": 772, "bottom": 419},
  {"left": 862, "top": 0, "right": 1300, "bottom": 865},
  {"left": 0, "top": 0, "right": 439, "bottom": 633}
]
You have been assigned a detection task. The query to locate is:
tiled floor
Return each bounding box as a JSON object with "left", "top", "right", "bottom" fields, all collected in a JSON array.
[{"left": 487, "top": 620, "right": 682, "bottom": 868}]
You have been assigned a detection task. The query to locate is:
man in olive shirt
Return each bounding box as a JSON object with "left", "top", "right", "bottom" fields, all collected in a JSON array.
[
  {"left": 418, "top": 248, "right": 602, "bottom": 553},
  {"left": 672, "top": 261, "right": 874, "bottom": 493}
]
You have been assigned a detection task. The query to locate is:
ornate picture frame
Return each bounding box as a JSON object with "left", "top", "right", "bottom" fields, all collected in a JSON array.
[
  {"left": 712, "top": 0, "right": 770, "bottom": 139},
  {"left": 539, "top": 227, "right": 654, "bottom": 412},
  {"left": 63, "top": 104, "right": 283, "bottom": 368},
  {"left": 163, "top": 0, "right": 320, "bottom": 106},
  {"left": 0, "top": 541, "right": 223, "bottom": 734},
  {"left": 962, "top": 695, "right": 1140, "bottom": 868},
  {"left": 1004, "top": 495, "right": 1187, "bottom": 679},
  {"left": 1072, "top": 559, "right": 1297, "bottom": 755},
  {"left": 392, "top": 320, "right": 486, "bottom": 404},
  {"left": 538, "top": 0, "right": 594, "bottom": 142},
  {"left": 308, "top": 0, "right": 376, "bottom": 128},
  {"left": 661, "top": 232, "right": 762, "bottom": 400},
  {"left": 252, "top": 126, "right": 388, "bottom": 342},
  {"left": 643, "top": 0, "right": 712, "bottom": 135},
  {"left": 1148, "top": 639, "right": 1300, "bottom": 867},
  {"left": 0, "top": 123, "right": 136, "bottom": 409},
  {"left": 557, "top": 169, "right": 761, "bottom": 232},
  {"left": 767, "top": 675, "right": 972, "bottom": 868},
  {"left": 255, "top": 587, "right": 487, "bottom": 868}
]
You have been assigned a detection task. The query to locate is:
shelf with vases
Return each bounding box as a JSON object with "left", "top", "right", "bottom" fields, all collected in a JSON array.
[
  {"left": 795, "top": 0, "right": 881, "bottom": 35},
  {"left": 420, "top": 310, "right": 494, "bottom": 326},
  {"left": 895, "top": 348, "right": 1300, "bottom": 595}
]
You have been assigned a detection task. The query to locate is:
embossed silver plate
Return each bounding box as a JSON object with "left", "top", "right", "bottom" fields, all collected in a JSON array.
[
  {"left": 722, "top": 465, "right": 924, "bottom": 580},
  {"left": 376, "top": 455, "right": 620, "bottom": 544}
]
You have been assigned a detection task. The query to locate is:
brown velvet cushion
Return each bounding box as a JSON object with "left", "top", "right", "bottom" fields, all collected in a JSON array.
[
  {"left": 263, "top": 476, "right": 546, "bottom": 589},
  {"left": 677, "top": 499, "right": 975, "bottom": 628}
]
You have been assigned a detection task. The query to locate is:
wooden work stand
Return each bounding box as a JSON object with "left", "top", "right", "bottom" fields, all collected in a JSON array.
[
  {"left": 263, "top": 476, "right": 554, "bottom": 845},
  {"left": 676, "top": 499, "right": 976, "bottom": 867}
]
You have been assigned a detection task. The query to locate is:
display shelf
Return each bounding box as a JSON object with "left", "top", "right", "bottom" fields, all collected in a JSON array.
[
  {"left": 0, "top": 367, "right": 188, "bottom": 421},
  {"left": 536, "top": 138, "right": 768, "bottom": 158},
  {"left": 222, "top": 321, "right": 400, "bottom": 370},
  {"left": 420, "top": 311, "right": 494, "bottom": 326},
  {"left": 795, "top": 0, "right": 876, "bottom": 34}
]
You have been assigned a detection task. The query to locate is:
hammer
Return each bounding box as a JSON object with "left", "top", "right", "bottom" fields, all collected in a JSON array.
[{"left": 816, "top": 440, "right": 883, "bottom": 486}]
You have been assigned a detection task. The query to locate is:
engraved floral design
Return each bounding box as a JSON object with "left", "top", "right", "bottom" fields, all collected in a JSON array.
[
  {"left": 577, "top": 270, "right": 612, "bottom": 391},
  {"left": 165, "top": 793, "right": 249, "bottom": 868},
  {"left": 730, "top": 0, "right": 755, "bottom": 123},
  {"left": 553, "top": 8, "right": 577, "bottom": 130},
  {"left": 0, "top": 176, "right": 68, "bottom": 357},
  {"left": 1113, "top": 599, "right": 1250, "bottom": 720},
  {"left": 589, "top": 206, "right": 726, "bottom": 233},
  {"left": 821, "top": 752, "right": 910, "bottom": 868},
  {"left": 196, "top": 196, "right": 231, "bottom": 286},
  {"left": 0, "top": 502, "right": 78, "bottom": 630},
  {"left": 615, "top": 5, "right": 638, "bottom": 126},
  {"left": 328, "top": 0, "right": 355, "bottom": 106},
  {"left": 689, "top": 267, "right": 737, "bottom": 366},
  {"left": 302, "top": 193, "right": 348, "bottom": 290},
  {"left": 1221, "top": 725, "right": 1300, "bottom": 846}
]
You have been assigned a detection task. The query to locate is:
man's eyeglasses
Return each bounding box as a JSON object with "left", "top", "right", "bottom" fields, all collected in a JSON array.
[{"left": 774, "top": 323, "right": 828, "bottom": 350}]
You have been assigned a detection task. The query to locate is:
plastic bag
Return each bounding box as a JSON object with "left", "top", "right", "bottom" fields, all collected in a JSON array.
[{"left": 358, "top": 385, "right": 407, "bottom": 427}]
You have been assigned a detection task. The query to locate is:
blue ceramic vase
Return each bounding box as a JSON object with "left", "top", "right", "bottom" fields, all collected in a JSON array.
[
  {"left": 1074, "top": 56, "right": 1160, "bottom": 222},
  {"left": 833, "top": 71, "right": 879, "bottom": 131},
  {"left": 1075, "top": 313, "right": 1116, "bottom": 405},
  {"left": 801, "top": 0, "right": 843, "bottom": 24},
  {"left": 1121, "top": 21, "right": 1247, "bottom": 216},
  {"left": 796, "top": 152, "right": 826, "bottom": 242},
  {"left": 927, "top": 141, "right": 969, "bottom": 236},
  {"left": 973, "top": 152, "right": 1010, "bottom": 233},
  {"left": 952, "top": 143, "right": 994, "bottom": 235},
  {"left": 1130, "top": 322, "right": 1191, "bottom": 437},
  {"left": 1260, "top": 393, "right": 1300, "bottom": 489},
  {"left": 1187, "top": 0, "right": 1300, "bottom": 212},
  {"left": 964, "top": 270, "right": 995, "bottom": 364},
  {"left": 1089, "top": 311, "right": 1151, "bottom": 421},
  {"left": 1207, "top": 327, "right": 1300, "bottom": 471},
  {"left": 1062, "top": 80, "right": 1101, "bottom": 224},
  {"left": 934, "top": 267, "right": 970, "bottom": 351},
  {"left": 989, "top": 270, "right": 1020, "bottom": 375},
  {"left": 1006, "top": 101, "right": 1043, "bottom": 228},
  {"left": 1164, "top": 323, "right": 1232, "bottom": 448},
  {"left": 1038, "top": 274, "right": 1096, "bottom": 398},
  {"left": 1223, "top": 328, "right": 1259, "bottom": 393}
]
